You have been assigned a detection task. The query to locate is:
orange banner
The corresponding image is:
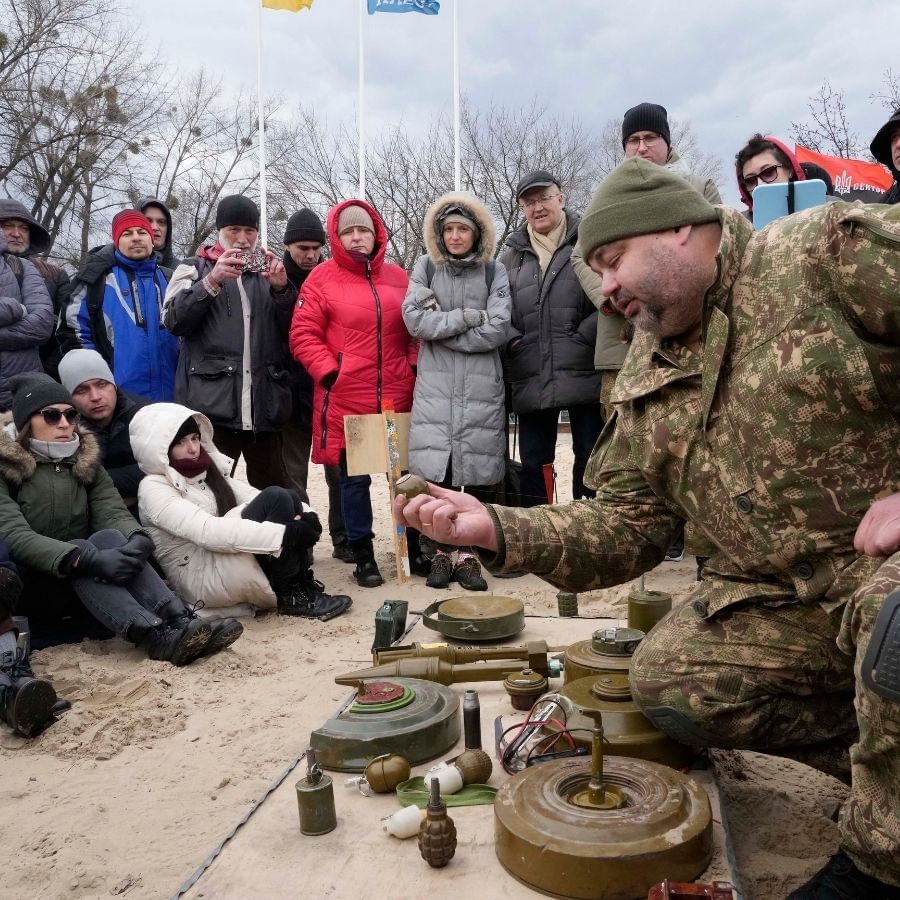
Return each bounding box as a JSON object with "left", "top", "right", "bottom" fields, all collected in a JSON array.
[{"left": 795, "top": 145, "right": 893, "bottom": 196}]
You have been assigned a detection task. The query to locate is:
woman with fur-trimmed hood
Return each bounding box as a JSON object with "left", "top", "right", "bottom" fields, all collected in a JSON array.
[{"left": 402, "top": 192, "right": 510, "bottom": 591}]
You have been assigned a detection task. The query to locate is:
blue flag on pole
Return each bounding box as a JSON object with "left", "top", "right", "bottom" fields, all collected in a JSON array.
[{"left": 367, "top": 0, "right": 440, "bottom": 14}]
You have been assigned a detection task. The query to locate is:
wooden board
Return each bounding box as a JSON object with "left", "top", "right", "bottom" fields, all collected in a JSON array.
[{"left": 344, "top": 413, "right": 410, "bottom": 476}]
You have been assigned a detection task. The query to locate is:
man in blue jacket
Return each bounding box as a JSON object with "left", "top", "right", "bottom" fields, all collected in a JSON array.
[{"left": 59, "top": 210, "right": 179, "bottom": 402}]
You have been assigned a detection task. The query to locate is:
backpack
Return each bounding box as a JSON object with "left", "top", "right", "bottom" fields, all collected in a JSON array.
[{"left": 423, "top": 257, "right": 496, "bottom": 292}]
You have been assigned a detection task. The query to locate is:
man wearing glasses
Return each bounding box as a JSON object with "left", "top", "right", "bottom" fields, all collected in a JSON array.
[
  {"left": 499, "top": 171, "right": 603, "bottom": 507},
  {"left": 735, "top": 134, "right": 806, "bottom": 217}
]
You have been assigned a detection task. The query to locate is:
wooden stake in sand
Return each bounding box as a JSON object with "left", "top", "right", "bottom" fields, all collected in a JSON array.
[{"left": 344, "top": 406, "right": 411, "bottom": 583}]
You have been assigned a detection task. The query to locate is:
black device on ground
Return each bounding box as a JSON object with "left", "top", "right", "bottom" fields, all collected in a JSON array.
[{"left": 372, "top": 600, "right": 409, "bottom": 651}]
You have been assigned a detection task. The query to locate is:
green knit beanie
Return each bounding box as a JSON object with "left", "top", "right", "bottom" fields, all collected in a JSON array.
[{"left": 577, "top": 158, "right": 719, "bottom": 261}]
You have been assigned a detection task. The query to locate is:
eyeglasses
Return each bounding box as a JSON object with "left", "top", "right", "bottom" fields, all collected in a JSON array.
[
  {"left": 624, "top": 133, "right": 663, "bottom": 149},
  {"left": 741, "top": 163, "right": 785, "bottom": 190},
  {"left": 519, "top": 192, "right": 561, "bottom": 212},
  {"left": 39, "top": 407, "right": 80, "bottom": 425}
]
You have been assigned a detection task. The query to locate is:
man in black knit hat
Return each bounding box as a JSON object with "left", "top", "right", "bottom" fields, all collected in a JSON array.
[
  {"left": 280, "top": 209, "right": 352, "bottom": 562},
  {"left": 163, "top": 195, "right": 294, "bottom": 489}
]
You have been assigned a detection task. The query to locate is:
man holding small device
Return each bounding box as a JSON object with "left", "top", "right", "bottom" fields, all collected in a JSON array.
[{"left": 163, "top": 195, "right": 294, "bottom": 489}]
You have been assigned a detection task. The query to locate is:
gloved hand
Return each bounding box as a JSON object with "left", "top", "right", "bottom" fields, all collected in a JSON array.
[
  {"left": 73, "top": 542, "right": 144, "bottom": 584},
  {"left": 125, "top": 532, "right": 154, "bottom": 564},
  {"left": 413, "top": 288, "right": 440, "bottom": 312},
  {"left": 281, "top": 512, "right": 323, "bottom": 553},
  {"left": 462, "top": 309, "right": 486, "bottom": 328}
]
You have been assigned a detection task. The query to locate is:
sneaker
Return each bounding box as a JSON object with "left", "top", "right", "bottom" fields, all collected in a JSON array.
[
  {"left": 331, "top": 542, "right": 356, "bottom": 564},
  {"left": 665, "top": 547, "right": 685, "bottom": 562},
  {"left": 0, "top": 650, "right": 58, "bottom": 738},
  {"left": 452, "top": 556, "right": 488, "bottom": 591},
  {"left": 353, "top": 559, "right": 384, "bottom": 588},
  {"left": 426, "top": 551, "right": 453, "bottom": 589},
  {"left": 138, "top": 620, "right": 212, "bottom": 667},
  {"left": 787, "top": 850, "right": 900, "bottom": 899},
  {"left": 280, "top": 578, "right": 353, "bottom": 621}
]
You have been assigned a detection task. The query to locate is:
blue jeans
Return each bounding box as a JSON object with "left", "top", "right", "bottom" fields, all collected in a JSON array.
[
  {"left": 518, "top": 404, "right": 604, "bottom": 507},
  {"left": 339, "top": 453, "right": 374, "bottom": 542}
]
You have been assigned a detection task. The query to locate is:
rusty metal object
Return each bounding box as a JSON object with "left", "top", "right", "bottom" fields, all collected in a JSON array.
[
  {"left": 453, "top": 749, "right": 493, "bottom": 784},
  {"left": 419, "top": 777, "right": 457, "bottom": 868},
  {"left": 373, "top": 640, "right": 561, "bottom": 676},
  {"left": 494, "top": 755, "right": 713, "bottom": 899},
  {"left": 295, "top": 748, "right": 337, "bottom": 836},
  {"left": 421, "top": 595, "right": 525, "bottom": 642},
  {"left": 310, "top": 678, "right": 460, "bottom": 772},
  {"left": 545, "top": 674, "right": 695, "bottom": 770},
  {"left": 504, "top": 668, "right": 549, "bottom": 711},
  {"left": 564, "top": 627, "right": 646, "bottom": 683},
  {"left": 647, "top": 880, "right": 735, "bottom": 900},
  {"left": 627, "top": 589, "right": 673, "bottom": 635}
]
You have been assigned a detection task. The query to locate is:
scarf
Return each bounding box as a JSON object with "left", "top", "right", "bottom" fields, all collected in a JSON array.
[
  {"left": 527, "top": 213, "right": 567, "bottom": 275},
  {"left": 282, "top": 251, "right": 317, "bottom": 292},
  {"left": 198, "top": 242, "right": 225, "bottom": 263},
  {"left": 169, "top": 447, "right": 213, "bottom": 480},
  {"left": 29, "top": 434, "right": 81, "bottom": 461}
]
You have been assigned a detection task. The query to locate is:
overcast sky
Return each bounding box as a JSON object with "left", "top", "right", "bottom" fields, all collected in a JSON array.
[{"left": 139, "top": 0, "right": 899, "bottom": 207}]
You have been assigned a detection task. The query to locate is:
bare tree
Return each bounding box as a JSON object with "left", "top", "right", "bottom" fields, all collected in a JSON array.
[
  {"left": 790, "top": 79, "right": 864, "bottom": 159},
  {"left": 871, "top": 68, "right": 900, "bottom": 113}
]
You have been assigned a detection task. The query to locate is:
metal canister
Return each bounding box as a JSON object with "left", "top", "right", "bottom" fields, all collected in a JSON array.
[
  {"left": 296, "top": 749, "right": 337, "bottom": 835},
  {"left": 563, "top": 627, "right": 645, "bottom": 684},
  {"left": 627, "top": 588, "right": 672, "bottom": 635},
  {"left": 556, "top": 591, "right": 579, "bottom": 617},
  {"left": 504, "top": 669, "right": 549, "bottom": 711}
]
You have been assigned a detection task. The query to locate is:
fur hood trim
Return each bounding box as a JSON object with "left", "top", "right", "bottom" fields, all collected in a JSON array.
[
  {"left": 0, "top": 411, "right": 103, "bottom": 486},
  {"left": 423, "top": 192, "right": 495, "bottom": 266}
]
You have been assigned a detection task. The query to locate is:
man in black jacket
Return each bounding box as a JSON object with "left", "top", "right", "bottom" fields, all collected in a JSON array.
[
  {"left": 58, "top": 349, "right": 147, "bottom": 516},
  {"left": 139, "top": 197, "right": 180, "bottom": 269},
  {"left": 0, "top": 199, "right": 71, "bottom": 379},
  {"left": 870, "top": 107, "right": 900, "bottom": 205},
  {"left": 281, "top": 209, "right": 353, "bottom": 562}
]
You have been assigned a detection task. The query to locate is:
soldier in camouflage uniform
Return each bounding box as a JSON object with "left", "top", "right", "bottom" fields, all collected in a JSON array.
[{"left": 396, "top": 158, "right": 900, "bottom": 898}]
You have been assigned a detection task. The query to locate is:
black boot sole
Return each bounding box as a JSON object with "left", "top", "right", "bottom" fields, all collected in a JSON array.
[
  {"left": 317, "top": 597, "right": 353, "bottom": 622},
  {"left": 8, "top": 678, "right": 58, "bottom": 738}
]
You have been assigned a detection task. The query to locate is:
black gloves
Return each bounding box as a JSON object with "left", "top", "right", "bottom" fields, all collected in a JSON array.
[
  {"left": 125, "top": 532, "right": 154, "bottom": 564},
  {"left": 73, "top": 542, "right": 145, "bottom": 585},
  {"left": 281, "top": 512, "right": 323, "bottom": 553}
]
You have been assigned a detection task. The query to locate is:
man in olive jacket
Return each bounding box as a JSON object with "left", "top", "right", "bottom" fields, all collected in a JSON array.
[
  {"left": 499, "top": 170, "right": 603, "bottom": 507},
  {"left": 162, "top": 196, "right": 293, "bottom": 489}
]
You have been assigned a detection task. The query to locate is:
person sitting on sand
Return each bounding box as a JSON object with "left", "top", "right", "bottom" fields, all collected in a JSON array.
[{"left": 128, "top": 403, "right": 352, "bottom": 621}]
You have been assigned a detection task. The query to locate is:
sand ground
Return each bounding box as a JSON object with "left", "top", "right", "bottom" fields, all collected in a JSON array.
[{"left": 1, "top": 435, "right": 847, "bottom": 899}]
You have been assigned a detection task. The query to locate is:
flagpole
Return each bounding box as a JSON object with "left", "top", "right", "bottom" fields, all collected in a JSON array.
[
  {"left": 452, "top": 0, "right": 460, "bottom": 191},
  {"left": 358, "top": 0, "right": 366, "bottom": 199},
  {"left": 256, "top": 0, "right": 268, "bottom": 246}
]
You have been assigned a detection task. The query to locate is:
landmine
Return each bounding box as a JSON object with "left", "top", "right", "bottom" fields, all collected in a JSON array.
[{"left": 181, "top": 613, "right": 738, "bottom": 899}]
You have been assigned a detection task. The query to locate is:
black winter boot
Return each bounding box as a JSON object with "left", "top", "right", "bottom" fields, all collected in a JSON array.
[
  {"left": 166, "top": 601, "right": 243, "bottom": 657},
  {"left": 406, "top": 528, "right": 431, "bottom": 577},
  {"left": 426, "top": 551, "right": 453, "bottom": 589},
  {"left": 131, "top": 619, "right": 212, "bottom": 667},
  {"left": 452, "top": 554, "right": 488, "bottom": 591},
  {"left": 0, "top": 647, "right": 58, "bottom": 738},
  {"left": 331, "top": 540, "right": 356, "bottom": 564},
  {"left": 278, "top": 572, "right": 353, "bottom": 621},
  {"left": 787, "top": 850, "right": 900, "bottom": 899},
  {"left": 349, "top": 538, "right": 384, "bottom": 588}
]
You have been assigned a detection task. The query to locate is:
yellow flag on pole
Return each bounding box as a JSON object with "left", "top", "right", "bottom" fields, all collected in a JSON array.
[{"left": 261, "top": 0, "right": 315, "bottom": 11}]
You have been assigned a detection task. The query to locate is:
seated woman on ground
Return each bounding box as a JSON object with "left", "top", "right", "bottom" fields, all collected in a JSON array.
[
  {"left": 0, "top": 375, "right": 233, "bottom": 709},
  {"left": 128, "top": 403, "right": 352, "bottom": 621}
]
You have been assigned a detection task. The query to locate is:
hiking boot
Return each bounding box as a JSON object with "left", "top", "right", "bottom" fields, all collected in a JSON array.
[
  {"left": 426, "top": 551, "right": 453, "bottom": 589},
  {"left": 331, "top": 542, "right": 356, "bottom": 564},
  {"left": 452, "top": 555, "right": 488, "bottom": 591},
  {"left": 168, "top": 603, "right": 243, "bottom": 657},
  {"left": 0, "top": 649, "right": 58, "bottom": 738},
  {"left": 279, "top": 576, "right": 352, "bottom": 621},
  {"left": 787, "top": 850, "right": 900, "bottom": 899},
  {"left": 135, "top": 619, "right": 212, "bottom": 667},
  {"left": 349, "top": 538, "right": 384, "bottom": 588}
]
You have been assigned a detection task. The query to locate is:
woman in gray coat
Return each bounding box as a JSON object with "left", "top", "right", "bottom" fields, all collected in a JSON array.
[{"left": 402, "top": 192, "right": 510, "bottom": 591}]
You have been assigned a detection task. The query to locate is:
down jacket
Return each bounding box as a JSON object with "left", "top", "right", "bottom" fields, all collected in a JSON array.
[
  {"left": 0, "top": 413, "right": 142, "bottom": 577},
  {"left": 290, "top": 200, "right": 416, "bottom": 466},
  {"left": 499, "top": 213, "right": 600, "bottom": 413},
  {"left": 0, "top": 233, "right": 54, "bottom": 409},
  {"left": 129, "top": 403, "right": 285, "bottom": 612},
  {"left": 402, "top": 192, "right": 510, "bottom": 486}
]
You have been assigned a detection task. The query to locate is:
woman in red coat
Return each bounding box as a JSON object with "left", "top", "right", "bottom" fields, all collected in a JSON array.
[{"left": 290, "top": 200, "right": 416, "bottom": 587}]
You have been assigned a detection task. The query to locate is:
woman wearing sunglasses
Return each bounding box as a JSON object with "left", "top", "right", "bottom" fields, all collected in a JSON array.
[
  {"left": 734, "top": 133, "right": 806, "bottom": 216},
  {"left": 0, "top": 373, "right": 231, "bottom": 677}
]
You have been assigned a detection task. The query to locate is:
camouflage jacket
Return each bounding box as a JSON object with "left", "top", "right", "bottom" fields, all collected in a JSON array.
[{"left": 486, "top": 202, "right": 900, "bottom": 620}]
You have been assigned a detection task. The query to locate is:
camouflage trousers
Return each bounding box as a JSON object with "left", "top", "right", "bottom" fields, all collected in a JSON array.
[{"left": 630, "top": 553, "right": 900, "bottom": 886}]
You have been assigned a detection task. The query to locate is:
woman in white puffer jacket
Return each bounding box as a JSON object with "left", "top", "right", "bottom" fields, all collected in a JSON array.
[{"left": 128, "top": 403, "right": 352, "bottom": 621}]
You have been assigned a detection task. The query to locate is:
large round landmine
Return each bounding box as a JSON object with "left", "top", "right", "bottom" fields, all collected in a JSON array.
[
  {"left": 494, "top": 755, "right": 713, "bottom": 900},
  {"left": 564, "top": 626, "right": 646, "bottom": 683},
  {"left": 310, "top": 677, "right": 460, "bottom": 772},
  {"left": 544, "top": 673, "right": 695, "bottom": 769}
]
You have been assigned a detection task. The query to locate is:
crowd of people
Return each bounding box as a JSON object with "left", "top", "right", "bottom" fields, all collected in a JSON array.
[{"left": 1, "top": 96, "right": 899, "bottom": 898}]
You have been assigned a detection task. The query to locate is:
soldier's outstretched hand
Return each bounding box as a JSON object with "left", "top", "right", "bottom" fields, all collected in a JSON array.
[
  {"left": 854, "top": 491, "right": 900, "bottom": 557},
  {"left": 394, "top": 483, "right": 498, "bottom": 552}
]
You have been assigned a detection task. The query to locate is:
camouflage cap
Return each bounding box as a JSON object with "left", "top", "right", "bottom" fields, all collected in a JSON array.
[{"left": 578, "top": 158, "right": 718, "bottom": 261}]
